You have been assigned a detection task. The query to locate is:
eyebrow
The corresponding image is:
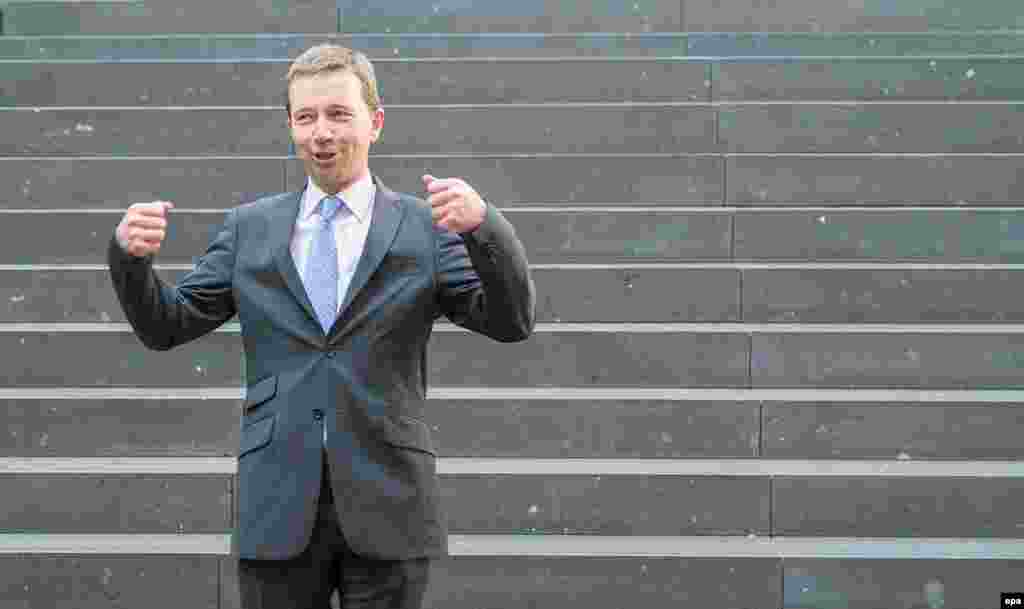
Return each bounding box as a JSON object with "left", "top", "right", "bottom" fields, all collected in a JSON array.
[{"left": 293, "top": 104, "right": 354, "bottom": 115}]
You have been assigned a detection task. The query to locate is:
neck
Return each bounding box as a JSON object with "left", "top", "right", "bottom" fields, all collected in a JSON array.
[{"left": 314, "top": 167, "right": 370, "bottom": 196}]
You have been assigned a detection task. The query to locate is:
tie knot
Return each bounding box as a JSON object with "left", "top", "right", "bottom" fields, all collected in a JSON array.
[{"left": 318, "top": 196, "right": 344, "bottom": 223}]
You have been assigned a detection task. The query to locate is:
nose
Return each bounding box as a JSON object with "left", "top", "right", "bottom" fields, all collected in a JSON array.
[{"left": 311, "top": 117, "right": 334, "bottom": 141}]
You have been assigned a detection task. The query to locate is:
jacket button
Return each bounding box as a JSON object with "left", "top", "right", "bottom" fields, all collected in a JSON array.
[
  {"left": 312, "top": 409, "right": 324, "bottom": 421},
  {"left": 326, "top": 351, "right": 336, "bottom": 359}
]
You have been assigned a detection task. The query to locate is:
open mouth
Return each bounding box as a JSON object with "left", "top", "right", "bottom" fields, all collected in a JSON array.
[{"left": 313, "top": 152, "right": 336, "bottom": 162}]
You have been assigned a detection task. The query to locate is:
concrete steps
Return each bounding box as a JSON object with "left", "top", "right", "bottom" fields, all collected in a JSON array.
[{"left": 1, "top": 1, "right": 1023, "bottom": 606}]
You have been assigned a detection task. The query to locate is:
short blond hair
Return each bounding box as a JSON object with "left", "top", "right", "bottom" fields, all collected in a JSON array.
[{"left": 285, "top": 44, "right": 381, "bottom": 115}]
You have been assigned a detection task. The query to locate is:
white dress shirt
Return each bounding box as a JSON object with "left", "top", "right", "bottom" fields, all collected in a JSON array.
[{"left": 290, "top": 173, "right": 376, "bottom": 319}]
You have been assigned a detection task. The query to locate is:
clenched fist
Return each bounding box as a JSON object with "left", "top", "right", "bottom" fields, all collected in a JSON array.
[
  {"left": 115, "top": 201, "right": 175, "bottom": 258},
  {"left": 424, "top": 174, "right": 486, "bottom": 234}
]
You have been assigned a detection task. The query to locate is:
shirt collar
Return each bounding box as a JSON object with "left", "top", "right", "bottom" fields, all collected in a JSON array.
[{"left": 301, "top": 173, "right": 375, "bottom": 223}]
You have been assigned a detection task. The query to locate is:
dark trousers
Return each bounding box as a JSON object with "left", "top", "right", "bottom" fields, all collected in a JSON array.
[{"left": 238, "top": 451, "right": 431, "bottom": 609}]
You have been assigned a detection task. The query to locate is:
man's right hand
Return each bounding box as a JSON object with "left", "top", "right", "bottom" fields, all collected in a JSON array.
[{"left": 116, "top": 201, "right": 174, "bottom": 258}]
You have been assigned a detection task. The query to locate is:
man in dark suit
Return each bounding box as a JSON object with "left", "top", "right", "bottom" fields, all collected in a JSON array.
[{"left": 108, "top": 43, "right": 535, "bottom": 608}]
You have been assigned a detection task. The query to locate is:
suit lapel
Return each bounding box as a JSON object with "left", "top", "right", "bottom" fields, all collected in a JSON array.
[
  {"left": 269, "top": 190, "right": 320, "bottom": 329},
  {"left": 267, "top": 179, "right": 406, "bottom": 339},
  {"left": 328, "top": 178, "right": 405, "bottom": 339}
]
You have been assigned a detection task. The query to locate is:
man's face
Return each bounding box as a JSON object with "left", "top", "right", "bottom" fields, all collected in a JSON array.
[{"left": 287, "top": 70, "right": 383, "bottom": 195}]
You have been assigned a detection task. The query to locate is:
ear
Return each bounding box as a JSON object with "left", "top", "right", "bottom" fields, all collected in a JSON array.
[{"left": 370, "top": 108, "right": 384, "bottom": 142}]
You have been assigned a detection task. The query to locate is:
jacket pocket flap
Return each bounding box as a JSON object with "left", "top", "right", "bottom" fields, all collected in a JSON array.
[
  {"left": 380, "top": 254, "right": 420, "bottom": 275},
  {"left": 379, "top": 416, "right": 436, "bottom": 455},
  {"left": 244, "top": 375, "right": 277, "bottom": 412},
  {"left": 239, "top": 415, "right": 275, "bottom": 458}
]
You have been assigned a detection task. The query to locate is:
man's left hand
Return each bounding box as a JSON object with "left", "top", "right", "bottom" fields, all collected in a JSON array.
[{"left": 424, "top": 174, "right": 486, "bottom": 234}]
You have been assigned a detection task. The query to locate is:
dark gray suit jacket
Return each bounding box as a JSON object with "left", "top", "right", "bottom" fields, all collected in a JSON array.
[{"left": 107, "top": 177, "right": 535, "bottom": 561}]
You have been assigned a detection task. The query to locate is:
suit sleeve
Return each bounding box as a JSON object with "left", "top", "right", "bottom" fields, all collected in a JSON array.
[
  {"left": 107, "top": 208, "right": 238, "bottom": 351},
  {"left": 435, "top": 202, "right": 536, "bottom": 342}
]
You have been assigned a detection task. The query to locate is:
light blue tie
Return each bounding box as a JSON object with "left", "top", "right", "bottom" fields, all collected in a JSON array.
[{"left": 306, "top": 195, "right": 344, "bottom": 333}]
